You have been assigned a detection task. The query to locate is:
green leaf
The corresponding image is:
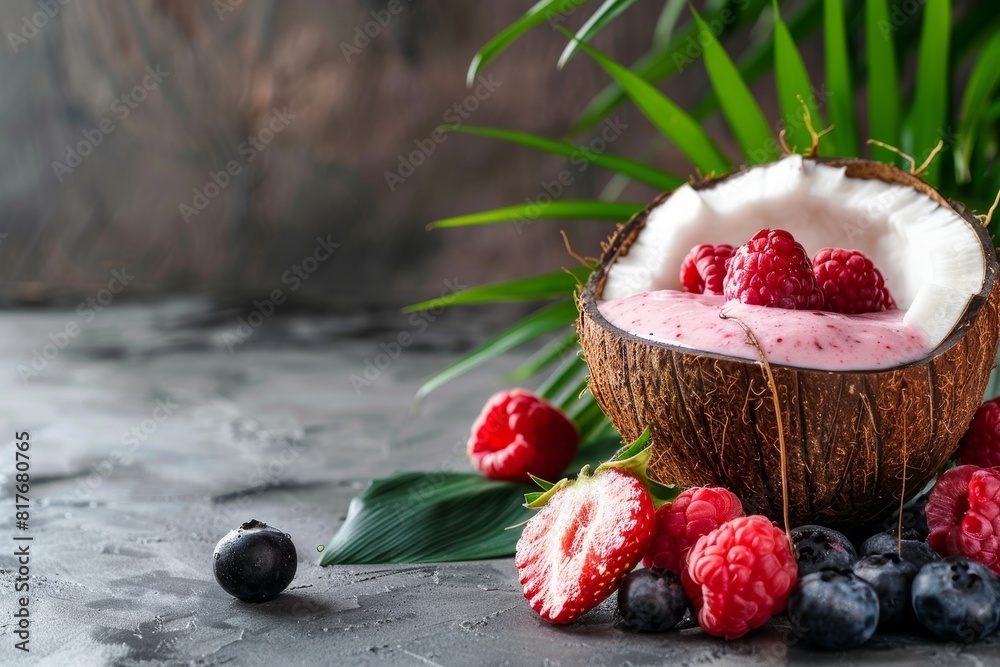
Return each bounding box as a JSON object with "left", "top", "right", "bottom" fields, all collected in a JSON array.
[
  {"left": 689, "top": 0, "right": 824, "bottom": 121},
  {"left": 319, "top": 435, "right": 623, "bottom": 565},
  {"left": 320, "top": 473, "right": 530, "bottom": 564},
  {"left": 822, "top": 0, "right": 858, "bottom": 156},
  {"left": 508, "top": 330, "right": 580, "bottom": 382},
  {"left": 538, "top": 354, "right": 590, "bottom": 405},
  {"left": 987, "top": 360, "right": 1000, "bottom": 402},
  {"left": 691, "top": 6, "right": 777, "bottom": 164},
  {"left": 988, "top": 99, "right": 1000, "bottom": 123},
  {"left": 466, "top": 0, "right": 592, "bottom": 86},
  {"left": 528, "top": 474, "right": 556, "bottom": 491},
  {"left": 571, "top": 0, "right": 774, "bottom": 136},
  {"left": 910, "top": 0, "right": 950, "bottom": 185},
  {"left": 955, "top": 31, "right": 1000, "bottom": 183},
  {"left": 428, "top": 200, "right": 643, "bottom": 229},
  {"left": 558, "top": 0, "right": 639, "bottom": 68},
  {"left": 652, "top": 0, "right": 688, "bottom": 45},
  {"left": 772, "top": 0, "right": 825, "bottom": 155},
  {"left": 568, "top": 34, "right": 731, "bottom": 175},
  {"left": 866, "top": 0, "right": 902, "bottom": 164},
  {"left": 613, "top": 428, "right": 651, "bottom": 461},
  {"left": 403, "top": 269, "right": 588, "bottom": 313},
  {"left": 447, "top": 125, "right": 683, "bottom": 191},
  {"left": 415, "top": 300, "right": 578, "bottom": 400}
]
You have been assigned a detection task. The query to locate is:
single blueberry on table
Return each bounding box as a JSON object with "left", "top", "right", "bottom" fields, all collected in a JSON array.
[
  {"left": 617, "top": 568, "right": 688, "bottom": 633},
  {"left": 852, "top": 553, "right": 918, "bottom": 627},
  {"left": 791, "top": 525, "right": 857, "bottom": 575},
  {"left": 788, "top": 570, "right": 879, "bottom": 650},
  {"left": 213, "top": 519, "right": 297, "bottom": 602},
  {"left": 911, "top": 558, "right": 1000, "bottom": 643}
]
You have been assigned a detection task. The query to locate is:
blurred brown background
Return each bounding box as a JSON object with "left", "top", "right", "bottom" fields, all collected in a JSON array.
[{"left": 1, "top": 0, "right": 726, "bottom": 308}]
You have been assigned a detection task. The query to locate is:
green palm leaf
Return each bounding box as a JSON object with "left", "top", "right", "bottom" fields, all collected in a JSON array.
[
  {"left": 558, "top": 0, "right": 640, "bottom": 68},
  {"left": 428, "top": 200, "right": 643, "bottom": 229},
  {"left": 403, "top": 269, "right": 588, "bottom": 313},
  {"left": 568, "top": 34, "right": 731, "bottom": 175},
  {"left": 537, "top": 353, "right": 590, "bottom": 404},
  {"left": 571, "top": 0, "right": 758, "bottom": 136},
  {"left": 446, "top": 125, "right": 683, "bottom": 191},
  {"left": 415, "top": 300, "right": 579, "bottom": 400},
  {"left": 466, "top": 0, "right": 592, "bottom": 86},
  {"left": 909, "top": 0, "right": 950, "bottom": 185},
  {"left": 866, "top": 0, "right": 902, "bottom": 164},
  {"left": 691, "top": 7, "right": 777, "bottom": 164},
  {"left": 822, "top": 0, "right": 858, "bottom": 156},
  {"left": 954, "top": 26, "right": 1000, "bottom": 182},
  {"left": 508, "top": 330, "right": 580, "bottom": 382},
  {"left": 653, "top": 0, "right": 688, "bottom": 45},
  {"left": 772, "top": 1, "right": 825, "bottom": 154}
]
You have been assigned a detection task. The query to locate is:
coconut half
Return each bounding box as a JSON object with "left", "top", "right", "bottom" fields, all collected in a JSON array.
[{"left": 579, "top": 156, "right": 1000, "bottom": 527}]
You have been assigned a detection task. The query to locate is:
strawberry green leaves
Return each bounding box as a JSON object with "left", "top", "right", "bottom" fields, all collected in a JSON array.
[{"left": 524, "top": 429, "right": 678, "bottom": 509}]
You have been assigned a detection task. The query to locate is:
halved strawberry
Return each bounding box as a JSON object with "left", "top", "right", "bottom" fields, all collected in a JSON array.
[
  {"left": 515, "top": 467, "right": 655, "bottom": 624},
  {"left": 511, "top": 431, "right": 676, "bottom": 626}
]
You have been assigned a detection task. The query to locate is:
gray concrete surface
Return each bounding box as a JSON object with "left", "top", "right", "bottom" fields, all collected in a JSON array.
[{"left": 0, "top": 299, "right": 998, "bottom": 666}]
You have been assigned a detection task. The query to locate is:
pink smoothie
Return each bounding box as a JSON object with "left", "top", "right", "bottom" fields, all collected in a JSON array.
[{"left": 597, "top": 291, "right": 932, "bottom": 371}]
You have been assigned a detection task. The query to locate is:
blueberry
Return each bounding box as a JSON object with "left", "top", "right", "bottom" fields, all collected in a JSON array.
[
  {"left": 617, "top": 568, "right": 688, "bottom": 632},
  {"left": 911, "top": 558, "right": 1000, "bottom": 642},
  {"left": 791, "top": 525, "right": 857, "bottom": 575},
  {"left": 861, "top": 531, "right": 940, "bottom": 568},
  {"left": 852, "top": 553, "right": 918, "bottom": 627},
  {"left": 788, "top": 570, "right": 879, "bottom": 649},
  {"left": 213, "top": 519, "right": 297, "bottom": 602}
]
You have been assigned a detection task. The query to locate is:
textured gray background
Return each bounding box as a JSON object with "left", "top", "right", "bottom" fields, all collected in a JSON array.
[{"left": 2, "top": 301, "right": 1000, "bottom": 666}]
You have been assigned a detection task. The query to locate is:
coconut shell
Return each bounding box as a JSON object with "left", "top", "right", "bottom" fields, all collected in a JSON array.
[{"left": 578, "top": 158, "right": 1000, "bottom": 528}]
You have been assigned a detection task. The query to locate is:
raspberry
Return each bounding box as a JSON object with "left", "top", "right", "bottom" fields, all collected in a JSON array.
[
  {"left": 680, "top": 244, "right": 734, "bottom": 295},
  {"left": 467, "top": 389, "right": 578, "bottom": 483},
  {"left": 925, "top": 465, "right": 1000, "bottom": 575},
  {"left": 723, "top": 229, "right": 824, "bottom": 310},
  {"left": 682, "top": 515, "right": 798, "bottom": 639},
  {"left": 958, "top": 398, "right": 1000, "bottom": 468},
  {"left": 812, "top": 248, "right": 895, "bottom": 314},
  {"left": 643, "top": 487, "right": 743, "bottom": 573}
]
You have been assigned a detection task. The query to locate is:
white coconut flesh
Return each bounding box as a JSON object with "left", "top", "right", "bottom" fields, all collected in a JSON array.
[{"left": 600, "top": 154, "right": 986, "bottom": 355}]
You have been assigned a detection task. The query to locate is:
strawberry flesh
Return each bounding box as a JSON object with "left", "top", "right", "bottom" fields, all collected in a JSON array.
[{"left": 514, "top": 468, "right": 656, "bottom": 624}]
